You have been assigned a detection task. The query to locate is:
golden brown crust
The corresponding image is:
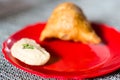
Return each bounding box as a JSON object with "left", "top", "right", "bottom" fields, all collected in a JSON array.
[{"left": 40, "top": 2, "right": 101, "bottom": 44}]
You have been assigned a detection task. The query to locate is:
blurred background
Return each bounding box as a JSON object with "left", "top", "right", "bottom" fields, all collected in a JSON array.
[
  {"left": 1, "top": 0, "right": 120, "bottom": 80},
  {"left": 0, "top": 0, "right": 120, "bottom": 27}
]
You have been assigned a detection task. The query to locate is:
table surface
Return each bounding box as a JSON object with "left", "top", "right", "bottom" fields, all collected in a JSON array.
[{"left": 1, "top": 0, "right": 120, "bottom": 80}]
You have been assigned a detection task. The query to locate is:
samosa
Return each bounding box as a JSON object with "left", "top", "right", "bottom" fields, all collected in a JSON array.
[{"left": 40, "top": 2, "right": 101, "bottom": 44}]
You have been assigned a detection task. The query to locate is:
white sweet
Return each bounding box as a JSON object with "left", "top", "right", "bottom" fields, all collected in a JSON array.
[{"left": 11, "top": 38, "right": 50, "bottom": 66}]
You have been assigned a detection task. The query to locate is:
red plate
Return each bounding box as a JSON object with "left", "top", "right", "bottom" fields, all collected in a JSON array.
[{"left": 2, "top": 22, "right": 120, "bottom": 79}]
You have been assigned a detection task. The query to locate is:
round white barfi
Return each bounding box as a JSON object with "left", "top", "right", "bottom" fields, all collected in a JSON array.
[{"left": 11, "top": 38, "right": 50, "bottom": 66}]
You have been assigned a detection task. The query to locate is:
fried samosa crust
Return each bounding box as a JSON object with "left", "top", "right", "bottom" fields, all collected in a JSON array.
[{"left": 40, "top": 2, "right": 101, "bottom": 44}]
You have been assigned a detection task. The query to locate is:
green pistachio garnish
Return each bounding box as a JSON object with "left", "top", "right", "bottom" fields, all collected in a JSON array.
[{"left": 22, "top": 43, "right": 34, "bottom": 49}]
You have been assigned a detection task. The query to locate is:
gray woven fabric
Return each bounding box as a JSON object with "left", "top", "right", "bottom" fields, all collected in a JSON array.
[{"left": 1, "top": 0, "right": 120, "bottom": 80}]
